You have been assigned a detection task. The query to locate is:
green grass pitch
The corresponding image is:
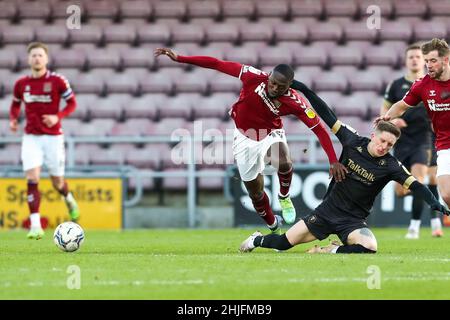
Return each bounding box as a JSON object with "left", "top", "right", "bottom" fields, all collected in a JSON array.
[{"left": 1, "top": 228, "right": 449, "bottom": 299}]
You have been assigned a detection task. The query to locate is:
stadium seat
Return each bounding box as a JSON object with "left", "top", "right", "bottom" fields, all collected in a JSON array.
[
  {"left": 18, "top": 1, "right": 50, "bottom": 20},
  {"left": 86, "top": 49, "right": 121, "bottom": 70},
  {"left": 151, "top": 118, "right": 187, "bottom": 135},
  {"left": 315, "top": 91, "right": 344, "bottom": 110},
  {"left": 85, "top": 0, "right": 119, "bottom": 19},
  {"left": 378, "top": 21, "right": 413, "bottom": 42},
  {"left": 125, "top": 147, "right": 164, "bottom": 170},
  {"left": 2, "top": 25, "right": 34, "bottom": 44},
  {"left": 73, "top": 143, "right": 97, "bottom": 165},
  {"left": 103, "top": 25, "right": 136, "bottom": 44},
  {"left": 192, "top": 94, "right": 236, "bottom": 120},
  {"left": 292, "top": 45, "right": 328, "bottom": 67},
  {"left": 222, "top": 0, "right": 255, "bottom": 19},
  {"left": 308, "top": 22, "right": 343, "bottom": 42},
  {"left": 413, "top": 21, "right": 447, "bottom": 41},
  {"left": 239, "top": 23, "right": 274, "bottom": 43},
  {"left": 283, "top": 119, "right": 315, "bottom": 135},
  {"left": 0, "top": 49, "right": 19, "bottom": 70},
  {"left": 258, "top": 46, "right": 293, "bottom": 67},
  {"left": 72, "top": 119, "right": 115, "bottom": 136},
  {"left": 359, "top": 0, "right": 394, "bottom": 18},
  {"left": 90, "top": 146, "right": 127, "bottom": 166},
  {"left": 72, "top": 72, "right": 105, "bottom": 95},
  {"left": 171, "top": 23, "right": 205, "bottom": 44},
  {"left": 313, "top": 71, "right": 348, "bottom": 92},
  {"left": 0, "top": 98, "right": 11, "bottom": 119},
  {"left": 427, "top": 0, "right": 450, "bottom": 16},
  {"left": 120, "top": 0, "right": 152, "bottom": 19},
  {"left": 224, "top": 46, "right": 259, "bottom": 67},
  {"left": 393, "top": 0, "right": 428, "bottom": 18},
  {"left": 255, "top": 0, "right": 289, "bottom": 18},
  {"left": 205, "top": 23, "right": 239, "bottom": 44},
  {"left": 198, "top": 171, "right": 226, "bottom": 190},
  {"left": 364, "top": 45, "right": 398, "bottom": 67},
  {"left": 139, "top": 72, "right": 173, "bottom": 95},
  {"left": 51, "top": 49, "right": 86, "bottom": 69},
  {"left": 290, "top": 0, "right": 323, "bottom": 18},
  {"left": 273, "top": 23, "right": 308, "bottom": 43},
  {"left": 61, "top": 118, "right": 83, "bottom": 136},
  {"left": 72, "top": 93, "right": 97, "bottom": 120},
  {"left": 104, "top": 72, "right": 140, "bottom": 96},
  {"left": 293, "top": 66, "right": 320, "bottom": 89},
  {"left": 51, "top": 1, "right": 84, "bottom": 20},
  {"left": 328, "top": 46, "right": 364, "bottom": 67},
  {"left": 0, "top": 144, "right": 21, "bottom": 165},
  {"left": 159, "top": 93, "right": 202, "bottom": 119},
  {"left": 120, "top": 47, "right": 155, "bottom": 69},
  {"left": 187, "top": 0, "right": 221, "bottom": 20},
  {"left": 153, "top": 0, "right": 187, "bottom": 19},
  {"left": 88, "top": 97, "right": 123, "bottom": 120},
  {"left": 111, "top": 119, "right": 154, "bottom": 136},
  {"left": 185, "top": 117, "right": 222, "bottom": 133},
  {"left": 348, "top": 70, "right": 384, "bottom": 93},
  {"left": 35, "top": 25, "right": 69, "bottom": 44},
  {"left": 1, "top": 70, "right": 23, "bottom": 94},
  {"left": 343, "top": 21, "right": 379, "bottom": 42},
  {"left": 324, "top": 0, "right": 359, "bottom": 18},
  {"left": 68, "top": 25, "right": 103, "bottom": 45},
  {"left": 137, "top": 23, "right": 171, "bottom": 45},
  {"left": 333, "top": 95, "right": 369, "bottom": 119},
  {"left": 0, "top": 2, "right": 16, "bottom": 20},
  {"left": 123, "top": 94, "right": 165, "bottom": 120},
  {"left": 208, "top": 73, "right": 241, "bottom": 94},
  {"left": 173, "top": 70, "right": 210, "bottom": 95}
]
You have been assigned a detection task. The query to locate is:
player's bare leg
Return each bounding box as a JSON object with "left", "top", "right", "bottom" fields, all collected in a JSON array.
[
  {"left": 25, "top": 167, "right": 44, "bottom": 239},
  {"left": 437, "top": 174, "right": 450, "bottom": 219},
  {"left": 51, "top": 176, "right": 79, "bottom": 222},
  {"left": 405, "top": 163, "right": 428, "bottom": 239},
  {"left": 428, "top": 166, "right": 444, "bottom": 237},
  {"left": 307, "top": 228, "right": 377, "bottom": 254},
  {"left": 244, "top": 174, "right": 282, "bottom": 233},
  {"left": 268, "top": 142, "right": 296, "bottom": 224}
]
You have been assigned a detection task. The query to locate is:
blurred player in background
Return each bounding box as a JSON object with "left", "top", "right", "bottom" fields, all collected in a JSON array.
[
  {"left": 239, "top": 81, "right": 450, "bottom": 254},
  {"left": 381, "top": 43, "right": 443, "bottom": 239},
  {"left": 155, "top": 48, "right": 346, "bottom": 233},
  {"left": 377, "top": 38, "right": 450, "bottom": 212},
  {"left": 9, "top": 42, "right": 80, "bottom": 239}
]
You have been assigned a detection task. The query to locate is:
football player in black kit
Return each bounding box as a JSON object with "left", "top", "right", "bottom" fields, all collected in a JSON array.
[
  {"left": 239, "top": 80, "right": 450, "bottom": 254},
  {"left": 381, "top": 43, "right": 443, "bottom": 239}
]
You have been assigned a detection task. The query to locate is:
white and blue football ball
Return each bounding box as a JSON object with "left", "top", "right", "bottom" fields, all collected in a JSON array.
[{"left": 53, "top": 222, "right": 85, "bottom": 252}]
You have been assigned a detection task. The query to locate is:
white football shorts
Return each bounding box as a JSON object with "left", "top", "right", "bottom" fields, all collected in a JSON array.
[
  {"left": 21, "top": 134, "right": 66, "bottom": 176},
  {"left": 436, "top": 148, "right": 450, "bottom": 177},
  {"left": 232, "top": 128, "right": 287, "bottom": 182}
]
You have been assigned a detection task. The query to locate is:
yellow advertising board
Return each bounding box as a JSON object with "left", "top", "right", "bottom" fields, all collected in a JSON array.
[{"left": 0, "top": 178, "right": 123, "bottom": 230}]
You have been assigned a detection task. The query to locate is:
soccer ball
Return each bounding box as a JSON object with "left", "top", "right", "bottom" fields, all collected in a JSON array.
[{"left": 53, "top": 222, "right": 85, "bottom": 252}]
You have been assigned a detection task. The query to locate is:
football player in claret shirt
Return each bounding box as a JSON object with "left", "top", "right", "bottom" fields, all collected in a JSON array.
[
  {"left": 155, "top": 48, "right": 347, "bottom": 233},
  {"left": 239, "top": 81, "right": 450, "bottom": 254},
  {"left": 381, "top": 43, "right": 443, "bottom": 239},
  {"left": 9, "top": 42, "right": 80, "bottom": 239},
  {"left": 377, "top": 38, "right": 450, "bottom": 210}
]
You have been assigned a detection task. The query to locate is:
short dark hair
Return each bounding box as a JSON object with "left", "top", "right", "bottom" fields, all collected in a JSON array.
[
  {"left": 376, "top": 120, "right": 401, "bottom": 139},
  {"left": 405, "top": 43, "right": 422, "bottom": 56},
  {"left": 27, "top": 42, "right": 49, "bottom": 55},
  {"left": 421, "top": 38, "right": 450, "bottom": 57},
  {"left": 273, "top": 64, "right": 294, "bottom": 81}
]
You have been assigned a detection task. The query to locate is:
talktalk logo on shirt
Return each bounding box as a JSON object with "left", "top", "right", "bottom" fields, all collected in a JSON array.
[
  {"left": 23, "top": 92, "right": 52, "bottom": 103},
  {"left": 427, "top": 99, "right": 450, "bottom": 111},
  {"left": 254, "top": 82, "right": 281, "bottom": 115}
]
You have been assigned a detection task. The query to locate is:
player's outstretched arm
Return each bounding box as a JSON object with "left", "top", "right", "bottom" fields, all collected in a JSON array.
[
  {"left": 290, "top": 80, "right": 338, "bottom": 129},
  {"left": 154, "top": 47, "right": 242, "bottom": 78},
  {"left": 373, "top": 100, "right": 409, "bottom": 126},
  {"left": 409, "top": 181, "right": 450, "bottom": 216}
]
